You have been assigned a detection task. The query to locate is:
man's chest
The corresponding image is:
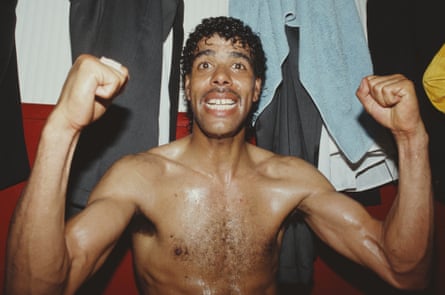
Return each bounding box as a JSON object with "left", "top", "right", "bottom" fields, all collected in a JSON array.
[{"left": 135, "top": 180, "right": 287, "bottom": 272}]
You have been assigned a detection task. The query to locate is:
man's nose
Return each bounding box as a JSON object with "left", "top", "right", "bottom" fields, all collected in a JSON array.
[{"left": 212, "top": 66, "right": 232, "bottom": 86}]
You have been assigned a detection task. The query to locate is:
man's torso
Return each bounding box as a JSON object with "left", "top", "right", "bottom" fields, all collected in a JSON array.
[{"left": 112, "top": 139, "right": 316, "bottom": 294}]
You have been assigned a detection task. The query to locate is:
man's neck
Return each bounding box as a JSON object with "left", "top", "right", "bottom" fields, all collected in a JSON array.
[{"left": 187, "top": 128, "right": 251, "bottom": 182}]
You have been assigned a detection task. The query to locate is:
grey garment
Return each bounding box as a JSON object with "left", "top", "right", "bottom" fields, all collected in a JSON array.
[
  {"left": 255, "top": 27, "right": 322, "bottom": 164},
  {"left": 255, "top": 26, "right": 322, "bottom": 284},
  {"left": 0, "top": 0, "right": 30, "bottom": 190},
  {"left": 67, "top": 0, "right": 183, "bottom": 215},
  {"left": 277, "top": 216, "right": 315, "bottom": 285}
]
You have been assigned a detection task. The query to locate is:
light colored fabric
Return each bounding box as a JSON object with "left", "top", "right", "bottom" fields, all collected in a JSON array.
[
  {"left": 423, "top": 43, "right": 445, "bottom": 113},
  {"left": 354, "top": 0, "right": 368, "bottom": 39},
  {"left": 159, "top": 29, "right": 173, "bottom": 145},
  {"left": 315, "top": 0, "right": 399, "bottom": 192},
  {"left": 15, "top": 0, "right": 71, "bottom": 104},
  {"left": 318, "top": 126, "right": 398, "bottom": 192}
]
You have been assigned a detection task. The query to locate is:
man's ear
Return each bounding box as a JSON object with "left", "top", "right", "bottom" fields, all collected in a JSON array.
[
  {"left": 184, "top": 75, "right": 191, "bottom": 101},
  {"left": 253, "top": 78, "right": 262, "bottom": 102}
]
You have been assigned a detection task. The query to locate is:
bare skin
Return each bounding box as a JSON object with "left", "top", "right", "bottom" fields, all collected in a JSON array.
[{"left": 6, "top": 35, "right": 433, "bottom": 295}]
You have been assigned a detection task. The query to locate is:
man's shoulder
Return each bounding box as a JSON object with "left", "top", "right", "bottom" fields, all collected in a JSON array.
[
  {"left": 110, "top": 137, "right": 190, "bottom": 176},
  {"left": 98, "top": 141, "right": 187, "bottom": 194},
  {"left": 118, "top": 137, "right": 187, "bottom": 161},
  {"left": 249, "top": 145, "right": 328, "bottom": 187},
  {"left": 250, "top": 144, "right": 313, "bottom": 171}
]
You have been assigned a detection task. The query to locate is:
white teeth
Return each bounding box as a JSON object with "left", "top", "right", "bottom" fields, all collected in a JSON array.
[
  {"left": 207, "top": 98, "right": 235, "bottom": 105},
  {"left": 206, "top": 104, "right": 235, "bottom": 110},
  {"left": 206, "top": 98, "right": 236, "bottom": 110}
]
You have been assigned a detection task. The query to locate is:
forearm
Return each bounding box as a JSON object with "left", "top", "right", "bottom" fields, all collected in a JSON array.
[
  {"left": 5, "top": 111, "right": 80, "bottom": 294},
  {"left": 382, "top": 126, "right": 433, "bottom": 286}
]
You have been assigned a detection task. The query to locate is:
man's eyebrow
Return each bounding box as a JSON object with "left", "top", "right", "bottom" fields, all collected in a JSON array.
[
  {"left": 194, "top": 49, "right": 215, "bottom": 59},
  {"left": 194, "top": 49, "right": 252, "bottom": 64},
  {"left": 230, "top": 51, "right": 252, "bottom": 63}
]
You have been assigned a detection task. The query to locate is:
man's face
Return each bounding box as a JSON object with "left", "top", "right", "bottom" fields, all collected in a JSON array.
[{"left": 185, "top": 34, "right": 262, "bottom": 139}]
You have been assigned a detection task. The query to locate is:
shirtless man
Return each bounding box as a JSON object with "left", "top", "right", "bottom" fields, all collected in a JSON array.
[{"left": 6, "top": 17, "right": 433, "bottom": 295}]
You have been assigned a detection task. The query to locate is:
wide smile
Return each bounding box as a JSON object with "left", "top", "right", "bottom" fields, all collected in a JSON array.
[{"left": 205, "top": 98, "right": 237, "bottom": 111}]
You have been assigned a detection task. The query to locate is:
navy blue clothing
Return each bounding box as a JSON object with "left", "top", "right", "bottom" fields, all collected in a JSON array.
[{"left": 0, "top": 0, "right": 30, "bottom": 190}]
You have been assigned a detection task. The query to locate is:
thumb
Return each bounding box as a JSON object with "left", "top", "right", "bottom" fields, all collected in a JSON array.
[
  {"left": 356, "top": 77, "right": 370, "bottom": 100},
  {"left": 356, "top": 77, "right": 374, "bottom": 110}
]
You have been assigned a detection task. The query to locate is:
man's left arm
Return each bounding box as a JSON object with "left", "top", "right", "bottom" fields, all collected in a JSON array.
[{"left": 356, "top": 74, "right": 433, "bottom": 288}]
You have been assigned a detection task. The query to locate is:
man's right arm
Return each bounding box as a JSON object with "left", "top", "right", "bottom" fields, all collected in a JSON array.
[{"left": 5, "top": 55, "right": 129, "bottom": 294}]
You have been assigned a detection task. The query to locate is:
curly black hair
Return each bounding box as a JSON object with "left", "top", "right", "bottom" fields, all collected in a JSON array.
[{"left": 181, "top": 16, "right": 266, "bottom": 91}]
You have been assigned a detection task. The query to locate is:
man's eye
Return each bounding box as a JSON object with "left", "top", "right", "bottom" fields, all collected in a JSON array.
[
  {"left": 233, "top": 63, "right": 246, "bottom": 70},
  {"left": 198, "top": 62, "right": 211, "bottom": 70}
]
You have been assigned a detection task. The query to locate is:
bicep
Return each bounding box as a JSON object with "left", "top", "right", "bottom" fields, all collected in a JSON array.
[
  {"left": 283, "top": 157, "right": 397, "bottom": 282},
  {"left": 64, "top": 175, "right": 138, "bottom": 292},
  {"left": 300, "top": 191, "right": 390, "bottom": 272}
]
